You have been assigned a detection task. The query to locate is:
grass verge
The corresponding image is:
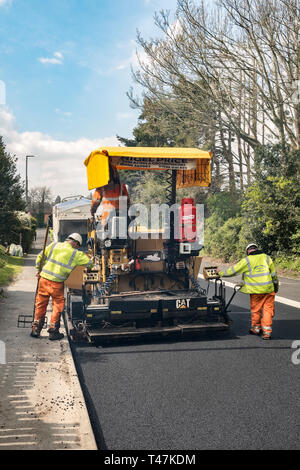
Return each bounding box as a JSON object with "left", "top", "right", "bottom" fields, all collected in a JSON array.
[
  {"left": 276, "top": 256, "right": 300, "bottom": 277},
  {"left": 0, "top": 245, "right": 24, "bottom": 287}
]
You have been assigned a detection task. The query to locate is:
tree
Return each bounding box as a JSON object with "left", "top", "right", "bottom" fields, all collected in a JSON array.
[
  {"left": 122, "top": 0, "right": 300, "bottom": 261},
  {"left": 15, "top": 212, "right": 37, "bottom": 253},
  {"left": 28, "top": 186, "right": 52, "bottom": 227},
  {"left": 0, "top": 137, "right": 25, "bottom": 244},
  {"left": 130, "top": 0, "right": 300, "bottom": 193},
  {"left": 118, "top": 94, "right": 219, "bottom": 204},
  {"left": 242, "top": 145, "right": 300, "bottom": 254},
  {"left": 0, "top": 137, "right": 25, "bottom": 213},
  {"left": 117, "top": 100, "right": 177, "bottom": 204}
]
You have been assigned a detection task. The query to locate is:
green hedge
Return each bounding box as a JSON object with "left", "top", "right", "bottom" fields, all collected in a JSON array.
[
  {"left": 275, "top": 255, "right": 300, "bottom": 274},
  {"left": 204, "top": 215, "right": 246, "bottom": 262}
]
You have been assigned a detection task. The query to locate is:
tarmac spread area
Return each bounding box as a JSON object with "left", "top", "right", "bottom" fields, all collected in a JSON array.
[{"left": 72, "top": 286, "right": 300, "bottom": 450}]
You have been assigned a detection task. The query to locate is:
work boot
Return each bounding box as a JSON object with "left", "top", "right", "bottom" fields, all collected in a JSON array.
[
  {"left": 262, "top": 332, "right": 272, "bottom": 340},
  {"left": 30, "top": 321, "right": 44, "bottom": 338},
  {"left": 48, "top": 325, "right": 64, "bottom": 341},
  {"left": 249, "top": 326, "right": 261, "bottom": 336},
  {"left": 48, "top": 330, "right": 64, "bottom": 341},
  {"left": 261, "top": 327, "right": 272, "bottom": 340}
]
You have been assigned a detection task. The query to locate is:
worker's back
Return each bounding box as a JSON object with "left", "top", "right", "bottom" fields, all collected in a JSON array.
[
  {"left": 91, "top": 183, "right": 130, "bottom": 224},
  {"left": 238, "top": 251, "right": 276, "bottom": 294},
  {"left": 219, "top": 249, "right": 277, "bottom": 294},
  {"left": 37, "top": 241, "right": 92, "bottom": 283}
]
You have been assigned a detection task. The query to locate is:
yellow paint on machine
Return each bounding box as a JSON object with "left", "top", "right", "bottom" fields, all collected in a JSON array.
[{"left": 84, "top": 147, "right": 212, "bottom": 190}]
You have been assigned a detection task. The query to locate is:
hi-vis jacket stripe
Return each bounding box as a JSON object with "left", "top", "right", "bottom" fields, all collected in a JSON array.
[
  {"left": 36, "top": 242, "right": 93, "bottom": 283},
  {"left": 219, "top": 253, "right": 278, "bottom": 294},
  {"left": 100, "top": 184, "right": 125, "bottom": 204}
]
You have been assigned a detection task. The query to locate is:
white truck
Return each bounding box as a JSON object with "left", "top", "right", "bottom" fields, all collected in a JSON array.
[{"left": 52, "top": 196, "right": 91, "bottom": 251}]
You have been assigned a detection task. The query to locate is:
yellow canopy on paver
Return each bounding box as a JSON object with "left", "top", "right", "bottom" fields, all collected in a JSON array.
[{"left": 84, "top": 147, "right": 212, "bottom": 190}]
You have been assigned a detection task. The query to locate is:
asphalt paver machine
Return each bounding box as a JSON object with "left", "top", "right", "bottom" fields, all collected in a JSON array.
[{"left": 65, "top": 147, "right": 233, "bottom": 342}]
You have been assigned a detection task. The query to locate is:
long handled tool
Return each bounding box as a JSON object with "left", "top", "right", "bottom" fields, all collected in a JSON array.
[
  {"left": 225, "top": 284, "right": 242, "bottom": 312},
  {"left": 219, "top": 284, "right": 242, "bottom": 325},
  {"left": 17, "top": 223, "right": 51, "bottom": 328}
]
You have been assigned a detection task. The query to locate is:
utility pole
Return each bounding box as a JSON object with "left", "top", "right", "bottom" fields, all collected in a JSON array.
[{"left": 25, "top": 155, "right": 36, "bottom": 210}]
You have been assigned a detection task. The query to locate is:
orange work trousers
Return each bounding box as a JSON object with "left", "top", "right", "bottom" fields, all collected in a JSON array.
[
  {"left": 250, "top": 292, "right": 275, "bottom": 333},
  {"left": 35, "top": 277, "right": 65, "bottom": 328}
]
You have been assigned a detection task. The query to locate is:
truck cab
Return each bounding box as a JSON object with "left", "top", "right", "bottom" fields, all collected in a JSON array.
[{"left": 52, "top": 196, "right": 91, "bottom": 251}]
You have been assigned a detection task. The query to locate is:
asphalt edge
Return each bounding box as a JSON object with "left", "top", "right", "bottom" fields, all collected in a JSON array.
[
  {"left": 65, "top": 332, "right": 108, "bottom": 451},
  {"left": 60, "top": 322, "right": 98, "bottom": 450}
]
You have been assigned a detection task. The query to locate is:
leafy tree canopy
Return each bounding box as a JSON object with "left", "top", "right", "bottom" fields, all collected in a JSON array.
[{"left": 0, "top": 137, "right": 25, "bottom": 213}]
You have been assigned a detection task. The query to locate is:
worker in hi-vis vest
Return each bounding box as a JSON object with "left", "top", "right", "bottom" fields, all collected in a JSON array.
[
  {"left": 31, "top": 233, "right": 93, "bottom": 341},
  {"left": 216, "top": 243, "right": 279, "bottom": 340},
  {"left": 90, "top": 164, "right": 130, "bottom": 227}
]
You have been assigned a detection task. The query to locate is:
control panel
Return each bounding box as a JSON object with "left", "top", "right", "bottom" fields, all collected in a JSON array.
[{"left": 203, "top": 266, "right": 220, "bottom": 280}]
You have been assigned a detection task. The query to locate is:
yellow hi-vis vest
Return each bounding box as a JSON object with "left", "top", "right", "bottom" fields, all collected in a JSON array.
[
  {"left": 36, "top": 241, "right": 93, "bottom": 283},
  {"left": 218, "top": 253, "right": 278, "bottom": 294}
]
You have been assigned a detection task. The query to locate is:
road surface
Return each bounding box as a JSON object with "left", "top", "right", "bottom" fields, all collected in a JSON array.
[{"left": 71, "top": 282, "right": 300, "bottom": 450}]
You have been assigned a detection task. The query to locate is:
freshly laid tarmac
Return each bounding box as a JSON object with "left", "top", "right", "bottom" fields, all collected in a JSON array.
[
  {"left": 0, "top": 232, "right": 97, "bottom": 450},
  {"left": 74, "top": 286, "right": 300, "bottom": 450},
  {"left": 71, "top": 260, "right": 300, "bottom": 450}
]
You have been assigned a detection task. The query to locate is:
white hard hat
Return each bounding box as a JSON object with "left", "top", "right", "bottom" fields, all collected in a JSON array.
[
  {"left": 68, "top": 233, "right": 82, "bottom": 246},
  {"left": 246, "top": 243, "right": 258, "bottom": 252}
]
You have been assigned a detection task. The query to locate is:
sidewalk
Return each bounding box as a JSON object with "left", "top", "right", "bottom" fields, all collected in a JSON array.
[{"left": 0, "top": 233, "right": 97, "bottom": 450}]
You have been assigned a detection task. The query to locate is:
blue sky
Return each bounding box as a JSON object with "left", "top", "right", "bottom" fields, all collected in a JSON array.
[
  {"left": 0, "top": 0, "right": 179, "bottom": 197},
  {"left": 1, "top": 0, "right": 178, "bottom": 140}
]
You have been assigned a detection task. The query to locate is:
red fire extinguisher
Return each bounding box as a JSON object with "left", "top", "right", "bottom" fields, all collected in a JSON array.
[{"left": 178, "top": 198, "right": 197, "bottom": 242}]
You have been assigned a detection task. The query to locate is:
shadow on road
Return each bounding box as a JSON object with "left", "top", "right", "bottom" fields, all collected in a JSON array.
[{"left": 74, "top": 343, "right": 292, "bottom": 360}]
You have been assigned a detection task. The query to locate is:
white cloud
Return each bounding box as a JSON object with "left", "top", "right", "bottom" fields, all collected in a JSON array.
[
  {"left": 0, "top": 0, "right": 12, "bottom": 6},
  {"left": 54, "top": 52, "right": 63, "bottom": 59},
  {"left": 55, "top": 108, "right": 72, "bottom": 118},
  {"left": 0, "top": 108, "right": 119, "bottom": 198},
  {"left": 39, "top": 51, "right": 64, "bottom": 65},
  {"left": 115, "top": 47, "right": 150, "bottom": 71},
  {"left": 167, "top": 19, "right": 183, "bottom": 38},
  {"left": 115, "top": 52, "right": 136, "bottom": 71}
]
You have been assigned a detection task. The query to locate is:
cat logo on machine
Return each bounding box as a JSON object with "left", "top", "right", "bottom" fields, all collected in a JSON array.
[{"left": 176, "top": 299, "right": 191, "bottom": 309}]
